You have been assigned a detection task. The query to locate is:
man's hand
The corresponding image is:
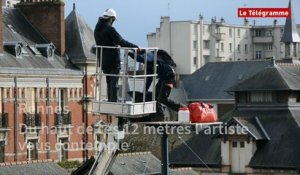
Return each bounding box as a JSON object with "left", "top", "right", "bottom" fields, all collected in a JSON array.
[{"left": 165, "top": 83, "right": 174, "bottom": 89}]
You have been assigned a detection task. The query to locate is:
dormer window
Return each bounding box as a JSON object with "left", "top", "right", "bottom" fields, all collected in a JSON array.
[
  {"left": 4, "top": 41, "right": 23, "bottom": 59},
  {"left": 35, "top": 43, "right": 55, "bottom": 59},
  {"left": 236, "top": 91, "right": 287, "bottom": 104},
  {"left": 220, "top": 117, "right": 269, "bottom": 173},
  {"left": 250, "top": 92, "right": 272, "bottom": 103}
]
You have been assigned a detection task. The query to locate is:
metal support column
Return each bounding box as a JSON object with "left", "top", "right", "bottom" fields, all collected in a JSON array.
[
  {"left": 14, "top": 77, "right": 18, "bottom": 161},
  {"left": 46, "top": 78, "right": 50, "bottom": 159},
  {"left": 161, "top": 127, "right": 169, "bottom": 175}
]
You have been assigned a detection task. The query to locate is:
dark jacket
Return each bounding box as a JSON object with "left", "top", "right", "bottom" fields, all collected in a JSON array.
[
  {"left": 94, "top": 17, "right": 138, "bottom": 70},
  {"left": 128, "top": 51, "right": 176, "bottom": 84}
]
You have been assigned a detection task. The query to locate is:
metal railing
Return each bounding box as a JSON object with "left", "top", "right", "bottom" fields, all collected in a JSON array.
[
  {"left": 55, "top": 112, "right": 72, "bottom": 125},
  {"left": 23, "top": 113, "right": 41, "bottom": 127},
  {"left": 93, "top": 46, "right": 158, "bottom": 116}
]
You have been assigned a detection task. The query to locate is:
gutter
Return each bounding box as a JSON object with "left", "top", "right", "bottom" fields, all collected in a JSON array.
[{"left": 187, "top": 98, "right": 234, "bottom": 103}]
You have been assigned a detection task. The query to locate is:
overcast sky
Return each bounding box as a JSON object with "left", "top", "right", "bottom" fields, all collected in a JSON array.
[{"left": 65, "top": 0, "right": 300, "bottom": 46}]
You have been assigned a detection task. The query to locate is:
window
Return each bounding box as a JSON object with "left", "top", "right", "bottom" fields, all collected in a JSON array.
[
  {"left": 204, "top": 40, "right": 210, "bottom": 49},
  {"left": 229, "top": 28, "right": 232, "bottom": 37},
  {"left": 293, "top": 43, "right": 297, "bottom": 57},
  {"left": 237, "top": 29, "right": 241, "bottom": 37},
  {"left": 255, "top": 30, "right": 262, "bottom": 37},
  {"left": 256, "top": 51, "right": 262, "bottom": 59},
  {"left": 58, "top": 138, "right": 68, "bottom": 161},
  {"left": 0, "top": 141, "right": 4, "bottom": 163},
  {"left": 237, "top": 44, "right": 241, "bottom": 53},
  {"left": 193, "top": 57, "right": 197, "bottom": 65},
  {"left": 229, "top": 43, "right": 232, "bottom": 52},
  {"left": 58, "top": 89, "right": 67, "bottom": 114},
  {"left": 26, "top": 88, "right": 36, "bottom": 114},
  {"left": 250, "top": 92, "right": 272, "bottom": 103},
  {"left": 216, "top": 26, "right": 220, "bottom": 33},
  {"left": 27, "top": 139, "right": 38, "bottom": 161},
  {"left": 245, "top": 44, "right": 248, "bottom": 54},
  {"left": 221, "top": 43, "right": 224, "bottom": 52},
  {"left": 240, "top": 141, "right": 245, "bottom": 148},
  {"left": 193, "top": 40, "right": 197, "bottom": 50},
  {"left": 265, "top": 44, "right": 273, "bottom": 51},
  {"left": 232, "top": 141, "right": 238, "bottom": 148}
]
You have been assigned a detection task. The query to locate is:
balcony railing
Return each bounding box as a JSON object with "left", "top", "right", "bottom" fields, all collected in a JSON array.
[
  {"left": 55, "top": 112, "right": 72, "bottom": 126},
  {"left": 215, "top": 33, "right": 226, "bottom": 41},
  {"left": 0, "top": 113, "right": 9, "bottom": 128},
  {"left": 23, "top": 113, "right": 41, "bottom": 127},
  {"left": 253, "top": 36, "right": 273, "bottom": 43}
]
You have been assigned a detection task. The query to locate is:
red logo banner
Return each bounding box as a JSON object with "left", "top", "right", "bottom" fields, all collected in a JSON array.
[{"left": 238, "top": 8, "right": 290, "bottom": 18}]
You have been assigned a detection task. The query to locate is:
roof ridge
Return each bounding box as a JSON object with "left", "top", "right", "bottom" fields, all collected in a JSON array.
[
  {"left": 171, "top": 167, "right": 194, "bottom": 171},
  {"left": 118, "top": 151, "right": 152, "bottom": 157},
  {"left": 0, "top": 159, "right": 54, "bottom": 167},
  {"left": 277, "top": 63, "right": 300, "bottom": 66}
]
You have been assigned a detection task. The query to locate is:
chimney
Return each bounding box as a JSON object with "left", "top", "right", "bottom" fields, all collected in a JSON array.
[
  {"left": 0, "top": 3, "right": 3, "bottom": 53},
  {"left": 243, "top": 18, "right": 249, "bottom": 26},
  {"left": 15, "top": 0, "right": 65, "bottom": 56}
]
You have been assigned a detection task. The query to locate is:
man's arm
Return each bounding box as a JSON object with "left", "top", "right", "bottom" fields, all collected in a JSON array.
[{"left": 109, "top": 27, "right": 138, "bottom": 48}]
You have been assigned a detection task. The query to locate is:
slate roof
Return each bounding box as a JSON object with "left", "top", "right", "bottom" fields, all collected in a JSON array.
[
  {"left": 182, "top": 61, "right": 272, "bottom": 101},
  {"left": 65, "top": 5, "right": 96, "bottom": 64},
  {"left": 170, "top": 131, "right": 222, "bottom": 167},
  {"left": 228, "top": 64, "right": 300, "bottom": 91},
  {"left": 231, "top": 117, "right": 270, "bottom": 140},
  {"left": 170, "top": 108, "right": 300, "bottom": 169},
  {"left": 1, "top": 8, "right": 82, "bottom": 76},
  {"left": 111, "top": 152, "right": 161, "bottom": 174},
  {"left": 232, "top": 109, "right": 300, "bottom": 168},
  {"left": 70, "top": 152, "right": 199, "bottom": 175},
  {"left": 171, "top": 61, "right": 300, "bottom": 170},
  {"left": 111, "top": 152, "right": 199, "bottom": 175},
  {"left": 0, "top": 162, "right": 68, "bottom": 175}
]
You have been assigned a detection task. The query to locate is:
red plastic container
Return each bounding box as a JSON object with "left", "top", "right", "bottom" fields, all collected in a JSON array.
[{"left": 188, "top": 102, "right": 217, "bottom": 123}]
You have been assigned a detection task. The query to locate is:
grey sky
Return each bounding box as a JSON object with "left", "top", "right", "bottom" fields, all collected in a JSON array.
[{"left": 65, "top": 0, "right": 300, "bottom": 46}]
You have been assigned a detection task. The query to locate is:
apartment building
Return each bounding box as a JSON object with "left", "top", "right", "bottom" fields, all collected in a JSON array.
[{"left": 147, "top": 3, "right": 300, "bottom": 75}]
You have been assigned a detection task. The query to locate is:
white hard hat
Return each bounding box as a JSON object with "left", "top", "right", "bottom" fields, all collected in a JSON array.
[{"left": 103, "top": 8, "right": 117, "bottom": 19}]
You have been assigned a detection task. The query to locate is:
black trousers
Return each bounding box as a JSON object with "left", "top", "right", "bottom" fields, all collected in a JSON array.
[
  {"left": 156, "top": 80, "right": 180, "bottom": 112},
  {"left": 103, "top": 68, "right": 120, "bottom": 102}
]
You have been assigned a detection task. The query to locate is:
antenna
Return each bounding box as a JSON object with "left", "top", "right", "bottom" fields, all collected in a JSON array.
[{"left": 168, "top": 2, "right": 170, "bottom": 16}]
